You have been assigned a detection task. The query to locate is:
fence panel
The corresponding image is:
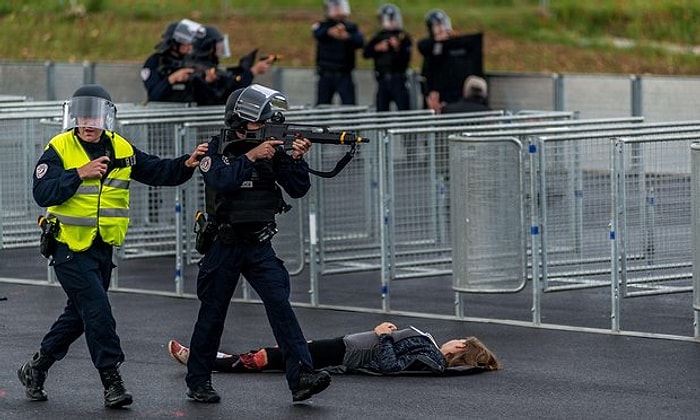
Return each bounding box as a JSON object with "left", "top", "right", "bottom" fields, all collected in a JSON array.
[
  {"left": 692, "top": 143, "right": 700, "bottom": 338},
  {"left": 449, "top": 136, "right": 527, "bottom": 293},
  {"left": 613, "top": 134, "right": 700, "bottom": 297}
]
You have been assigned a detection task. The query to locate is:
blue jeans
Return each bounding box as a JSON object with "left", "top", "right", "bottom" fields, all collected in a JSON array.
[{"left": 186, "top": 238, "right": 313, "bottom": 390}]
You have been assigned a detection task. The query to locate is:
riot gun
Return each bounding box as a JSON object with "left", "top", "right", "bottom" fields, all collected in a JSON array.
[
  {"left": 158, "top": 49, "right": 281, "bottom": 86},
  {"left": 219, "top": 122, "right": 369, "bottom": 178}
]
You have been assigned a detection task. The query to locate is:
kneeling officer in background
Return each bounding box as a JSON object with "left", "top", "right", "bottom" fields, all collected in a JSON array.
[
  {"left": 20, "top": 84, "right": 207, "bottom": 408},
  {"left": 186, "top": 84, "right": 331, "bottom": 403}
]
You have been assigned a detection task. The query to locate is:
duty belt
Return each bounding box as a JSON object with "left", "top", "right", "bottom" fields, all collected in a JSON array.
[{"left": 218, "top": 222, "right": 278, "bottom": 245}]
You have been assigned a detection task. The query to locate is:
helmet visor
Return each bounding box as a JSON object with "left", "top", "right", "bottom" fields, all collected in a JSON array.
[
  {"left": 325, "top": 0, "right": 350, "bottom": 17},
  {"left": 233, "top": 84, "right": 288, "bottom": 122},
  {"left": 173, "top": 19, "right": 206, "bottom": 45},
  {"left": 379, "top": 5, "right": 403, "bottom": 30},
  {"left": 62, "top": 96, "right": 117, "bottom": 131},
  {"left": 216, "top": 34, "right": 231, "bottom": 59}
]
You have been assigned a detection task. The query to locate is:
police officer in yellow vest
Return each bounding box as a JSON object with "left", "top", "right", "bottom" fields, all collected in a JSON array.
[{"left": 19, "top": 84, "right": 208, "bottom": 408}]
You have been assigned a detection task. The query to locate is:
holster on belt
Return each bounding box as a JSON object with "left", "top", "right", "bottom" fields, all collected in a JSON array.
[
  {"left": 38, "top": 215, "right": 58, "bottom": 259},
  {"left": 194, "top": 211, "right": 218, "bottom": 254}
]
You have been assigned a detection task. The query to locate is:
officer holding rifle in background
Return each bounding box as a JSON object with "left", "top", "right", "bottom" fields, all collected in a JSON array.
[
  {"left": 141, "top": 19, "right": 275, "bottom": 105},
  {"left": 189, "top": 25, "right": 275, "bottom": 105},
  {"left": 141, "top": 18, "right": 209, "bottom": 103}
]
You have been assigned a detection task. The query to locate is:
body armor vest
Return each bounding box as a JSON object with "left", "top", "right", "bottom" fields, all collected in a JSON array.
[{"left": 205, "top": 146, "right": 284, "bottom": 224}]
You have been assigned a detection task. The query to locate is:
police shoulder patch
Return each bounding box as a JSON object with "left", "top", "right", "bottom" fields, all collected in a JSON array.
[
  {"left": 222, "top": 155, "right": 230, "bottom": 165},
  {"left": 199, "top": 156, "right": 212, "bottom": 172},
  {"left": 140, "top": 67, "right": 151, "bottom": 81},
  {"left": 35, "top": 163, "right": 48, "bottom": 179}
]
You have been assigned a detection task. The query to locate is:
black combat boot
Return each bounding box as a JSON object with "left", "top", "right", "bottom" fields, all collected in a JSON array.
[
  {"left": 17, "top": 351, "right": 55, "bottom": 401},
  {"left": 99, "top": 367, "right": 133, "bottom": 408},
  {"left": 187, "top": 379, "right": 221, "bottom": 403},
  {"left": 292, "top": 370, "right": 331, "bottom": 402}
]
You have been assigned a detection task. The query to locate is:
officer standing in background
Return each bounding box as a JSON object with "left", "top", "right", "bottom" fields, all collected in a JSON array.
[
  {"left": 190, "top": 25, "right": 273, "bottom": 105},
  {"left": 363, "top": 3, "right": 413, "bottom": 111},
  {"left": 141, "top": 19, "right": 212, "bottom": 103},
  {"left": 185, "top": 84, "right": 331, "bottom": 403},
  {"left": 312, "top": 0, "right": 364, "bottom": 105},
  {"left": 18, "top": 84, "right": 207, "bottom": 408},
  {"left": 418, "top": 9, "right": 484, "bottom": 112}
]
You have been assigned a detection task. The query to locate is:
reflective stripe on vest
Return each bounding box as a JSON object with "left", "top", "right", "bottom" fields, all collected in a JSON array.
[{"left": 46, "top": 130, "right": 134, "bottom": 251}]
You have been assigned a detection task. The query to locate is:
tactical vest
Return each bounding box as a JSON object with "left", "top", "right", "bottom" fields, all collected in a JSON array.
[
  {"left": 205, "top": 150, "right": 284, "bottom": 224},
  {"left": 46, "top": 131, "right": 134, "bottom": 251},
  {"left": 157, "top": 54, "right": 196, "bottom": 102}
]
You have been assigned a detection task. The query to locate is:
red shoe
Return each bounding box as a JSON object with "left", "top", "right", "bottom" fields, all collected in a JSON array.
[
  {"left": 236, "top": 350, "right": 266, "bottom": 371},
  {"left": 168, "top": 340, "right": 189, "bottom": 365}
]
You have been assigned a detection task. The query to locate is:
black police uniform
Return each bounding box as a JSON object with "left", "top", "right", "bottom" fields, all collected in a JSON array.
[
  {"left": 189, "top": 28, "right": 256, "bottom": 106},
  {"left": 312, "top": 18, "right": 364, "bottom": 105},
  {"left": 186, "top": 134, "right": 315, "bottom": 393},
  {"left": 142, "top": 51, "right": 217, "bottom": 104},
  {"left": 418, "top": 33, "right": 484, "bottom": 104},
  {"left": 32, "top": 131, "right": 196, "bottom": 371},
  {"left": 363, "top": 28, "right": 412, "bottom": 111}
]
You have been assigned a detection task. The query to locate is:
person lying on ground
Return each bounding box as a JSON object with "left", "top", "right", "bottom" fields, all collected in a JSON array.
[{"left": 168, "top": 322, "right": 502, "bottom": 376}]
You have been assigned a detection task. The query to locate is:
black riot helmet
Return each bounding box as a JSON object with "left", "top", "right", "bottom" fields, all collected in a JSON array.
[
  {"left": 224, "top": 84, "right": 289, "bottom": 130},
  {"left": 193, "top": 25, "right": 231, "bottom": 61},
  {"left": 377, "top": 3, "right": 403, "bottom": 30},
  {"left": 425, "top": 9, "right": 452, "bottom": 38},
  {"left": 62, "top": 84, "right": 117, "bottom": 131},
  {"left": 155, "top": 18, "right": 206, "bottom": 52}
]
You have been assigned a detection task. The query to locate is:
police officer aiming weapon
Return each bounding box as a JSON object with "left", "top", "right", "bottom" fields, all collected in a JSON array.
[{"left": 218, "top": 84, "right": 369, "bottom": 178}]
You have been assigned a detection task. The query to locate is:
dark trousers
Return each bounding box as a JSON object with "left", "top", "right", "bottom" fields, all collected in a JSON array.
[
  {"left": 316, "top": 71, "right": 356, "bottom": 105},
  {"left": 40, "top": 238, "right": 123, "bottom": 371},
  {"left": 214, "top": 337, "right": 346, "bottom": 372},
  {"left": 186, "top": 238, "right": 313, "bottom": 390},
  {"left": 262, "top": 337, "right": 346, "bottom": 371},
  {"left": 375, "top": 75, "right": 410, "bottom": 112}
]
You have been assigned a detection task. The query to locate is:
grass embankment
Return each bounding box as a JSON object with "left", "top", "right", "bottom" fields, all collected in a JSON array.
[{"left": 1, "top": 0, "right": 699, "bottom": 74}]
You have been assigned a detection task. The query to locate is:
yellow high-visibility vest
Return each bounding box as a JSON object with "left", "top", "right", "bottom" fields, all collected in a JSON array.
[{"left": 46, "top": 130, "right": 134, "bottom": 251}]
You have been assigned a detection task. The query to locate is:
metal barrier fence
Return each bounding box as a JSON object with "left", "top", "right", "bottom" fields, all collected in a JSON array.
[
  {"left": 612, "top": 134, "right": 698, "bottom": 299},
  {"left": 692, "top": 142, "right": 700, "bottom": 338},
  {"left": 532, "top": 126, "right": 700, "bottom": 295},
  {"left": 5, "top": 60, "right": 700, "bottom": 121},
  {"left": 1, "top": 100, "right": 698, "bottom": 340},
  {"left": 449, "top": 130, "right": 700, "bottom": 338},
  {"left": 449, "top": 136, "right": 527, "bottom": 295}
]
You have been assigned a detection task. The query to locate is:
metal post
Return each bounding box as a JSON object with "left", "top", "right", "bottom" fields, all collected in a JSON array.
[
  {"left": 45, "top": 61, "right": 55, "bottom": 101},
  {"left": 529, "top": 138, "right": 541, "bottom": 325},
  {"left": 538, "top": 137, "right": 551, "bottom": 289},
  {"left": 553, "top": 73, "right": 564, "bottom": 111},
  {"left": 308, "top": 199, "right": 319, "bottom": 307},
  {"left": 630, "top": 75, "right": 643, "bottom": 117},
  {"left": 378, "top": 132, "right": 393, "bottom": 312},
  {"left": 691, "top": 143, "right": 700, "bottom": 338},
  {"left": 610, "top": 139, "right": 624, "bottom": 332},
  {"left": 82, "top": 60, "right": 95, "bottom": 84},
  {"left": 174, "top": 125, "right": 184, "bottom": 296}
]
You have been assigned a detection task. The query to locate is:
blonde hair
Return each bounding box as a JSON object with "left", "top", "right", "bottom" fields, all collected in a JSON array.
[{"left": 444, "top": 337, "right": 502, "bottom": 371}]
